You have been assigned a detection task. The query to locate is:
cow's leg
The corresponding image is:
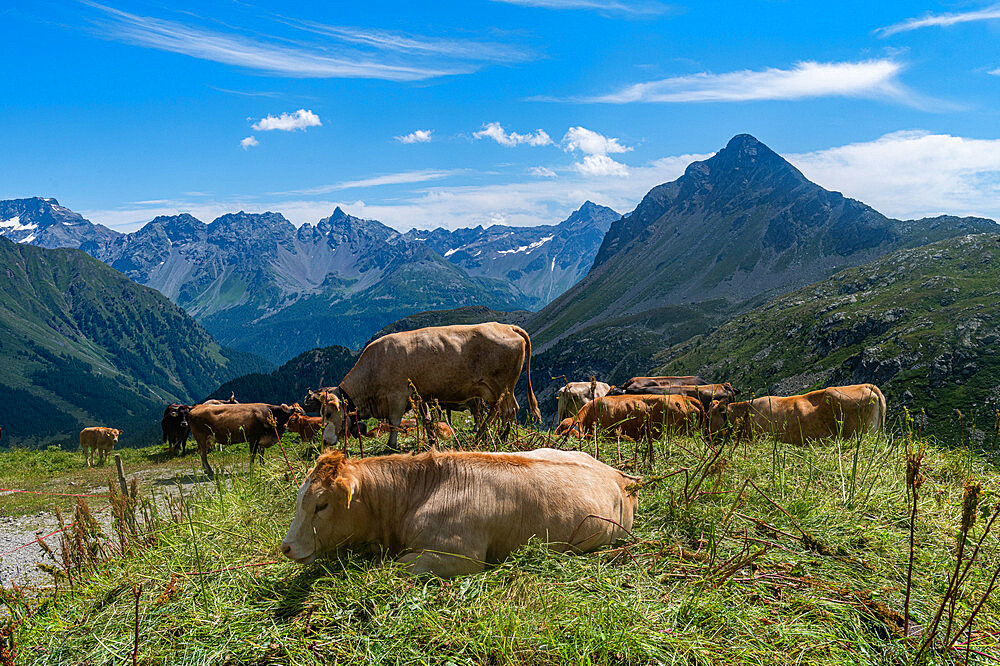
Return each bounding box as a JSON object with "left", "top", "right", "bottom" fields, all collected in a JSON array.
[
  {"left": 386, "top": 413, "right": 403, "bottom": 452},
  {"left": 420, "top": 401, "right": 438, "bottom": 450},
  {"left": 196, "top": 434, "right": 215, "bottom": 479}
]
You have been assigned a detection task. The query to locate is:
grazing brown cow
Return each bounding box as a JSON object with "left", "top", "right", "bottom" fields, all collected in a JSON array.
[
  {"left": 555, "top": 394, "right": 704, "bottom": 441},
  {"left": 281, "top": 448, "right": 638, "bottom": 577},
  {"left": 369, "top": 419, "right": 456, "bottom": 441},
  {"left": 315, "top": 323, "right": 541, "bottom": 451},
  {"left": 556, "top": 381, "right": 612, "bottom": 424},
  {"left": 712, "top": 384, "right": 887, "bottom": 444},
  {"left": 80, "top": 427, "right": 121, "bottom": 467},
  {"left": 187, "top": 402, "right": 297, "bottom": 477}
]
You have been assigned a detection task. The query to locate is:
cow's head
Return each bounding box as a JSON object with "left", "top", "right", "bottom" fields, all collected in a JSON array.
[
  {"left": 317, "top": 388, "right": 353, "bottom": 447},
  {"left": 555, "top": 417, "right": 581, "bottom": 437},
  {"left": 111, "top": 429, "right": 122, "bottom": 443},
  {"left": 281, "top": 451, "right": 364, "bottom": 563},
  {"left": 269, "top": 404, "right": 298, "bottom": 433},
  {"left": 302, "top": 388, "right": 334, "bottom": 414}
]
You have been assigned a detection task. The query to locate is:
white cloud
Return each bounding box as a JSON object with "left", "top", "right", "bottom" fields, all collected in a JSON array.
[
  {"left": 562, "top": 126, "right": 632, "bottom": 155},
  {"left": 252, "top": 109, "right": 321, "bottom": 132},
  {"left": 395, "top": 129, "right": 433, "bottom": 144},
  {"left": 877, "top": 4, "right": 1000, "bottom": 36},
  {"left": 474, "top": 122, "right": 553, "bottom": 147},
  {"left": 789, "top": 131, "right": 1000, "bottom": 221},
  {"left": 529, "top": 166, "right": 558, "bottom": 178},
  {"left": 81, "top": 1, "right": 467, "bottom": 81},
  {"left": 490, "top": 0, "right": 674, "bottom": 16},
  {"left": 574, "top": 155, "right": 629, "bottom": 177},
  {"left": 990, "top": 68, "right": 1000, "bottom": 76},
  {"left": 585, "top": 59, "right": 918, "bottom": 105},
  {"left": 240, "top": 136, "right": 259, "bottom": 150}
]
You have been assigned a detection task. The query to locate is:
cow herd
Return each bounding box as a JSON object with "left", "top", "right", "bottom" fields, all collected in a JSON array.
[{"left": 67, "top": 321, "right": 888, "bottom": 576}]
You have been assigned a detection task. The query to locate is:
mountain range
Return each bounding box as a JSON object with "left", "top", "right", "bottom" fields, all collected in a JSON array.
[
  {"left": 0, "top": 238, "right": 269, "bottom": 446},
  {"left": 0, "top": 199, "right": 618, "bottom": 362}
]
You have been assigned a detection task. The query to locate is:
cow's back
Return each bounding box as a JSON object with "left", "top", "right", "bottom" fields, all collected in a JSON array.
[
  {"left": 348, "top": 322, "right": 526, "bottom": 404},
  {"left": 404, "top": 450, "right": 634, "bottom": 560}
]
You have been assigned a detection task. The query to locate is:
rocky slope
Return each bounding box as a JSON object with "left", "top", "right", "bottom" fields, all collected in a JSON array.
[
  {"left": 405, "top": 201, "right": 618, "bottom": 308},
  {"left": 3, "top": 198, "right": 614, "bottom": 363},
  {"left": 654, "top": 233, "right": 1000, "bottom": 437},
  {"left": 531, "top": 134, "right": 997, "bottom": 350},
  {"left": 0, "top": 197, "right": 118, "bottom": 255},
  {"left": 0, "top": 238, "right": 269, "bottom": 447},
  {"left": 98, "top": 208, "right": 526, "bottom": 361}
]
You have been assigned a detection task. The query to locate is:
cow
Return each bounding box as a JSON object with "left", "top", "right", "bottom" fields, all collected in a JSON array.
[
  {"left": 201, "top": 392, "right": 239, "bottom": 406},
  {"left": 281, "top": 448, "right": 638, "bottom": 577},
  {"left": 187, "top": 402, "right": 298, "bottom": 477},
  {"left": 555, "top": 394, "right": 704, "bottom": 441},
  {"left": 311, "top": 323, "right": 541, "bottom": 452},
  {"left": 608, "top": 376, "right": 711, "bottom": 395},
  {"left": 287, "top": 411, "right": 323, "bottom": 443},
  {"left": 617, "top": 383, "right": 737, "bottom": 413},
  {"left": 711, "top": 384, "right": 887, "bottom": 445},
  {"left": 80, "top": 427, "right": 121, "bottom": 467},
  {"left": 556, "top": 380, "right": 612, "bottom": 424},
  {"left": 161, "top": 403, "right": 192, "bottom": 455}
]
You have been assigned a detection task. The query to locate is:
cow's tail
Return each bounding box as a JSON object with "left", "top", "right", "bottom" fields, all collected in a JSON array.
[
  {"left": 513, "top": 325, "right": 542, "bottom": 422},
  {"left": 876, "top": 385, "right": 887, "bottom": 432}
]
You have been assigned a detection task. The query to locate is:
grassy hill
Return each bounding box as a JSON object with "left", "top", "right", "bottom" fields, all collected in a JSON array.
[
  {"left": 0, "top": 238, "right": 270, "bottom": 447},
  {"left": 5, "top": 423, "right": 1000, "bottom": 663},
  {"left": 655, "top": 232, "right": 1000, "bottom": 438}
]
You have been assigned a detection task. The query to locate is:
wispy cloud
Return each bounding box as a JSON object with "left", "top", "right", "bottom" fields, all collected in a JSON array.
[
  {"left": 252, "top": 109, "right": 321, "bottom": 132},
  {"left": 581, "top": 59, "right": 921, "bottom": 106},
  {"left": 395, "top": 129, "right": 433, "bottom": 144},
  {"left": 80, "top": 1, "right": 472, "bottom": 81},
  {"left": 528, "top": 166, "right": 558, "bottom": 178},
  {"left": 876, "top": 4, "right": 1000, "bottom": 37},
  {"left": 990, "top": 68, "right": 1000, "bottom": 76},
  {"left": 474, "top": 122, "right": 553, "bottom": 147},
  {"left": 240, "top": 136, "right": 259, "bottom": 150},
  {"left": 278, "top": 169, "right": 461, "bottom": 196},
  {"left": 491, "top": 0, "right": 675, "bottom": 16},
  {"left": 275, "top": 19, "right": 533, "bottom": 63}
]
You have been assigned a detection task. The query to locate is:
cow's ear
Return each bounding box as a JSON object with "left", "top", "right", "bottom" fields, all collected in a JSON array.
[{"left": 334, "top": 474, "right": 360, "bottom": 509}]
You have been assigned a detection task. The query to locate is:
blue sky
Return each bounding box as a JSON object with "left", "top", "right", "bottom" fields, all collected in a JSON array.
[{"left": 2, "top": 0, "right": 1000, "bottom": 231}]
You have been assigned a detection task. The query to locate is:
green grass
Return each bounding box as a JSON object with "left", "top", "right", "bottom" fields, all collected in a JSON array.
[{"left": 4, "top": 424, "right": 1000, "bottom": 665}]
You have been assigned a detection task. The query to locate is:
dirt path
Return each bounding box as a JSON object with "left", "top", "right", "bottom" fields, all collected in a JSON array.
[{"left": 1, "top": 467, "right": 218, "bottom": 589}]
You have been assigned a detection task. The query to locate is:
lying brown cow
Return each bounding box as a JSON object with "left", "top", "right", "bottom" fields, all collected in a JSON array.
[
  {"left": 201, "top": 392, "right": 239, "bottom": 406},
  {"left": 609, "top": 376, "right": 710, "bottom": 395},
  {"left": 80, "top": 427, "right": 121, "bottom": 467},
  {"left": 556, "top": 381, "right": 612, "bottom": 423},
  {"left": 555, "top": 394, "right": 704, "bottom": 441},
  {"left": 618, "top": 383, "right": 737, "bottom": 412},
  {"left": 281, "top": 448, "right": 637, "bottom": 577},
  {"left": 712, "top": 384, "right": 887, "bottom": 444},
  {"left": 316, "top": 322, "right": 541, "bottom": 451},
  {"left": 188, "top": 403, "right": 297, "bottom": 477}
]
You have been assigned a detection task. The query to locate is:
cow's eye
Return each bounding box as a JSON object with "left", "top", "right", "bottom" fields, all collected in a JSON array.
[{"left": 315, "top": 503, "right": 328, "bottom": 513}]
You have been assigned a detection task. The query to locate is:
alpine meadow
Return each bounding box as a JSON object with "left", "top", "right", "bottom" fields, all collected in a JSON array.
[{"left": 3, "top": 1, "right": 1000, "bottom": 664}]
